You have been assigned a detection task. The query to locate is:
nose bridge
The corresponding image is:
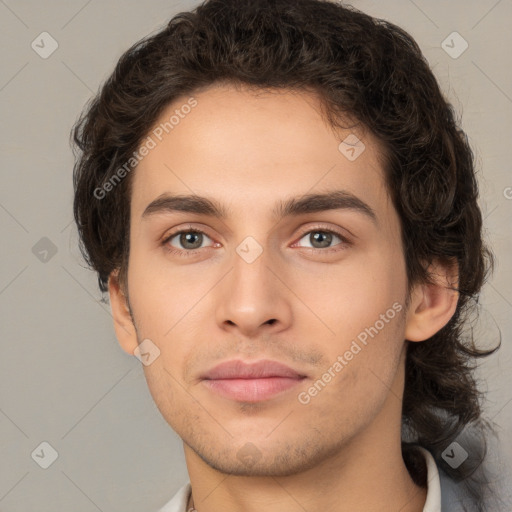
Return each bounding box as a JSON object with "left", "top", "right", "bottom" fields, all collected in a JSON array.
[
  {"left": 230, "top": 235, "right": 275, "bottom": 304},
  {"left": 214, "top": 233, "right": 292, "bottom": 334},
  {"left": 227, "top": 217, "right": 274, "bottom": 282}
]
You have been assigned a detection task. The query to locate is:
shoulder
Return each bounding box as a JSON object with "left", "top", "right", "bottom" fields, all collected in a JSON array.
[{"left": 438, "top": 469, "right": 469, "bottom": 511}]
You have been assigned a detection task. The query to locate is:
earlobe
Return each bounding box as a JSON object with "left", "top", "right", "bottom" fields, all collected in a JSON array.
[
  {"left": 108, "top": 270, "right": 139, "bottom": 355},
  {"left": 404, "top": 259, "right": 459, "bottom": 342}
]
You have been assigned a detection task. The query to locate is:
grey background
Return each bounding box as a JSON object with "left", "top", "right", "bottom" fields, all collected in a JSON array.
[{"left": 0, "top": 0, "right": 511, "bottom": 510}]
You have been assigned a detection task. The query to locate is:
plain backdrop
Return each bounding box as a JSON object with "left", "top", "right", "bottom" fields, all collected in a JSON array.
[{"left": 0, "top": 1, "right": 511, "bottom": 510}]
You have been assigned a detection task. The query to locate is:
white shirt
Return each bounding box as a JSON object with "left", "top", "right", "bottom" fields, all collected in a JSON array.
[{"left": 157, "top": 447, "right": 441, "bottom": 512}]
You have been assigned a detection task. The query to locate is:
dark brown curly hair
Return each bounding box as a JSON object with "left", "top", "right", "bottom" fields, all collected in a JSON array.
[{"left": 71, "top": 0, "right": 500, "bottom": 508}]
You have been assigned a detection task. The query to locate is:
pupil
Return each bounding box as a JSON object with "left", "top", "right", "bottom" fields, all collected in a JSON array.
[
  {"left": 181, "top": 232, "right": 202, "bottom": 249},
  {"left": 311, "top": 231, "right": 331, "bottom": 248}
]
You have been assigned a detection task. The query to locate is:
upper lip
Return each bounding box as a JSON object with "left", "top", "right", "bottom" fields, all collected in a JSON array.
[{"left": 201, "top": 359, "right": 306, "bottom": 380}]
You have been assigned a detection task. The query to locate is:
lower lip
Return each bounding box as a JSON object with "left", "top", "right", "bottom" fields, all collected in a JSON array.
[{"left": 202, "top": 377, "right": 305, "bottom": 402}]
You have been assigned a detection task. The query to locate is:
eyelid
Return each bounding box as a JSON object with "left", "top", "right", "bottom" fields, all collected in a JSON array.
[
  {"left": 290, "top": 224, "right": 352, "bottom": 250},
  {"left": 161, "top": 223, "right": 217, "bottom": 248},
  {"left": 294, "top": 223, "right": 351, "bottom": 242},
  {"left": 161, "top": 222, "right": 210, "bottom": 240}
]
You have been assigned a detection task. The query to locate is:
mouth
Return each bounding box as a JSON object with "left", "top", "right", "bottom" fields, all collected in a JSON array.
[{"left": 200, "top": 359, "right": 307, "bottom": 402}]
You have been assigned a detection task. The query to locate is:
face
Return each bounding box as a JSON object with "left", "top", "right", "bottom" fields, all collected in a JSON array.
[{"left": 118, "top": 84, "right": 412, "bottom": 476}]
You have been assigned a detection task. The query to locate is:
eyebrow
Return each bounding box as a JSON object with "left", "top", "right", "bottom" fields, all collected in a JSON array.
[{"left": 141, "top": 190, "right": 378, "bottom": 226}]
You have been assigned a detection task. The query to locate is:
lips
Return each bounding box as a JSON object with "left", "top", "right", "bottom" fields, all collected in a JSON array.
[
  {"left": 200, "top": 359, "right": 307, "bottom": 402},
  {"left": 201, "top": 359, "right": 305, "bottom": 380}
]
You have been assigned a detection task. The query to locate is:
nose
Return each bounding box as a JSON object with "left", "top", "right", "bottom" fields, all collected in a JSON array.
[{"left": 214, "top": 244, "right": 293, "bottom": 338}]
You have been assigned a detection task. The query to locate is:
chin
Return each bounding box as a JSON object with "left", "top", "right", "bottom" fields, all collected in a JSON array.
[{"left": 187, "top": 436, "right": 339, "bottom": 477}]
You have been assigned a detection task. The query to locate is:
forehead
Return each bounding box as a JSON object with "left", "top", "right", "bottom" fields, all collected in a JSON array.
[{"left": 130, "top": 84, "right": 392, "bottom": 222}]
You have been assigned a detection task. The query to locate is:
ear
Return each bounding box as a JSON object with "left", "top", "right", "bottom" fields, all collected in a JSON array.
[
  {"left": 108, "top": 270, "right": 139, "bottom": 355},
  {"left": 404, "top": 258, "right": 459, "bottom": 342}
]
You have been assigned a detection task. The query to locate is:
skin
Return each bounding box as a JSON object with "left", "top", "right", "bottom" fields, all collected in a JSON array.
[{"left": 109, "top": 83, "right": 459, "bottom": 512}]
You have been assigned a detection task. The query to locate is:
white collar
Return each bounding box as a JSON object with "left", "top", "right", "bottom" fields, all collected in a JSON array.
[
  {"left": 417, "top": 446, "right": 442, "bottom": 512},
  {"left": 158, "top": 448, "right": 441, "bottom": 512}
]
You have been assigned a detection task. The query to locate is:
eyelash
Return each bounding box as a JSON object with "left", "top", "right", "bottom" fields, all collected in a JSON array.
[{"left": 161, "top": 224, "right": 351, "bottom": 257}]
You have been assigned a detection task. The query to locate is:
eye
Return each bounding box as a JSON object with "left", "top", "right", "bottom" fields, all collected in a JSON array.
[
  {"left": 162, "top": 228, "right": 215, "bottom": 254},
  {"left": 294, "top": 228, "right": 349, "bottom": 251},
  {"left": 161, "top": 225, "right": 351, "bottom": 257}
]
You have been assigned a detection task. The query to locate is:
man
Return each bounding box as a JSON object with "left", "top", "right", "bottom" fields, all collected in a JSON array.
[{"left": 71, "top": 0, "right": 501, "bottom": 510}]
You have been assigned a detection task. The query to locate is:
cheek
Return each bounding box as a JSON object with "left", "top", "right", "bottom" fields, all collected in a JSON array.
[
  {"left": 127, "top": 251, "right": 206, "bottom": 370},
  {"left": 127, "top": 244, "right": 198, "bottom": 333},
  {"left": 297, "top": 254, "right": 407, "bottom": 404},
  {"left": 297, "top": 308, "right": 406, "bottom": 427},
  {"left": 290, "top": 249, "right": 404, "bottom": 338},
  {"left": 293, "top": 322, "right": 405, "bottom": 445}
]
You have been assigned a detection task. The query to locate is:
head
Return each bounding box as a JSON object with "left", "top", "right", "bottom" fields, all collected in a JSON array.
[{"left": 72, "top": 0, "right": 498, "bottom": 505}]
